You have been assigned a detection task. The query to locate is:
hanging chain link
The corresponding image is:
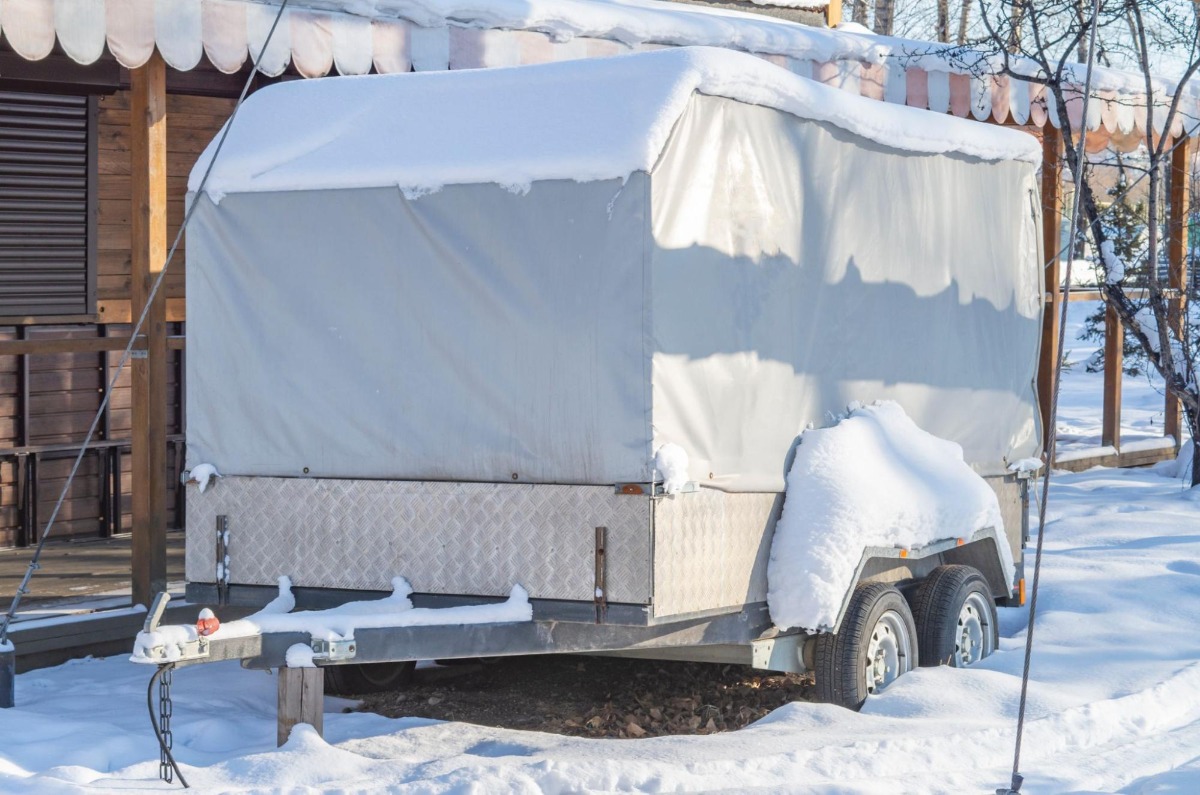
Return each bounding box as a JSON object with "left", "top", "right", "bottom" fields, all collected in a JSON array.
[{"left": 159, "top": 665, "right": 174, "bottom": 783}]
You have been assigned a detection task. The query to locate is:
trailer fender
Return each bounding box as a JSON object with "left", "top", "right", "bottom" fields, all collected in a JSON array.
[{"left": 825, "top": 526, "right": 1015, "bottom": 635}]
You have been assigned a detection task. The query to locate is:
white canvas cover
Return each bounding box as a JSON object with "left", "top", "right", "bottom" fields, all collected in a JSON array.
[{"left": 186, "top": 47, "right": 1043, "bottom": 492}]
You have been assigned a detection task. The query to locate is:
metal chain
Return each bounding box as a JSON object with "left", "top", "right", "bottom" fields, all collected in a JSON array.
[{"left": 159, "top": 665, "right": 174, "bottom": 783}]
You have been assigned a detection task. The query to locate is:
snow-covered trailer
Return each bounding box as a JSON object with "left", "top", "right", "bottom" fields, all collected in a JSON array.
[{"left": 142, "top": 47, "right": 1044, "bottom": 709}]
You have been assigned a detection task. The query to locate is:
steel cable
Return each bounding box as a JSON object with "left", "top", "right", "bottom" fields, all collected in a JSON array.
[{"left": 1006, "top": 0, "right": 1103, "bottom": 790}]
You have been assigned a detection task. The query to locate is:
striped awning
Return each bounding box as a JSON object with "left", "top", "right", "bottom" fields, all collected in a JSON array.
[{"left": 1, "top": 0, "right": 1195, "bottom": 152}]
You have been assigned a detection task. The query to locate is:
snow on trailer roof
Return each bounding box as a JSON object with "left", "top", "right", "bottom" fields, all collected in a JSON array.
[{"left": 191, "top": 46, "right": 1041, "bottom": 201}]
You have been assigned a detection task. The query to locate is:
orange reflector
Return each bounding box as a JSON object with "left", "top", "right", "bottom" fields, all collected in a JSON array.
[
  {"left": 620, "top": 484, "right": 644, "bottom": 495},
  {"left": 196, "top": 607, "right": 220, "bottom": 637},
  {"left": 1018, "top": 578, "right": 1027, "bottom": 606},
  {"left": 898, "top": 549, "right": 908, "bottom": 558},
  {"left": 956, "top": 538, "right": 965, "bottom": 546}
]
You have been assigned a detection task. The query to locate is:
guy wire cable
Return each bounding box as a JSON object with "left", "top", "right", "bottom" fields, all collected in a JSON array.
[{"left": 1005, "top": 0, "right": 1103, "bottom": 791}]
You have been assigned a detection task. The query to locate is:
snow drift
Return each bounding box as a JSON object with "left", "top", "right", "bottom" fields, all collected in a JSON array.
[{"left": 768, "top": 401, "right": 1014, "bottom": 632}]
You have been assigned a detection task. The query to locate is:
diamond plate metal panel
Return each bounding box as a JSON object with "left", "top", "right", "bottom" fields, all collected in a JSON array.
[
  {"left": 987, "top": 473, "right": 1025, "bottom": 569},
  {"left": 187, "top": 477, "right": 651, "bottom": 603},
  {"left": 651, "top": 490, "right": 782, "bottom": 619}
]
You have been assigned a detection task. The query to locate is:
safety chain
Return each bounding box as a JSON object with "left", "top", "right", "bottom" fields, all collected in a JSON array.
[{"left": 159, "top": 665, "right": 174, "bottom": 783}]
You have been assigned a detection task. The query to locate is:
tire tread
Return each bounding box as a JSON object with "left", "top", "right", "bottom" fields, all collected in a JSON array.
[
  {"left": 911, "top": 564, "right": 996, "bottom": 667},
  {"left": 814, "top": 582, "right": 915, "bottom": 710}
]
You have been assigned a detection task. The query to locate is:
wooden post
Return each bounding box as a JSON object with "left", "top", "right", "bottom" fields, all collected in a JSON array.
[
  {"left": 825, "top": 0, "right": 843, "bottom": 28},
  {"left": 1038, "top": 126, "right": 1064, "bottom": 454},
  {"left": 278, "top": 667, "right": 324, "bottom": 746},
  {"left": 1167, "top": 136, "right": 1191, "bottom": 446},
  {"left": 0, "top": 647, "right": 14, "bottom": 708},
  {"left": 130, "top": 51, "right": 169, "bottom": 607},
  {"left": 1102, "top": 304, "right": 1123, "bottom": 448}
]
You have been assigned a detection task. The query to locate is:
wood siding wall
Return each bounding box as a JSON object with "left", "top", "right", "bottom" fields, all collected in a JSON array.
[
  {"left": 0, "top": 89, "right": 234, "bottom": 547},
  {"left": 96, "top": 92, "right": 232, "bottom": 308}
]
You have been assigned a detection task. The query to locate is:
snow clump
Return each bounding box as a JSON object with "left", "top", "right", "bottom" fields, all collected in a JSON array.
[
  {"left": 767, "top": 401, "right": 1012, "bottom": 632},
  {"left": 1008, "top": 457, "right": 1045, "bottom": 474},
  {"left": 1099, "top": 239, "right": 1126, "bottom": 283},
  {"left": 190, "top": 463, "right": 221, "bottom": 493},
  {"left": 654, "top": 443, "right": 691, "bottom": 495}
]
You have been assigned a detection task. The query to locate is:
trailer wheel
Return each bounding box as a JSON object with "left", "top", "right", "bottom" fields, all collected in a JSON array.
[
  {"left": 911, "top": 565, "right": 997, "bottom": 668},
  {"left": 324, "top": 661, "right": 416, "bottom": 696},
  {"left": 813, "top": 582, "right": 918, "bottom": 710}
]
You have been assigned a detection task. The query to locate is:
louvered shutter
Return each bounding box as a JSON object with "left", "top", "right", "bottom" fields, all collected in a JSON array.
[{"left": 0, "top": 91, "right": 93, "bottom": 317}]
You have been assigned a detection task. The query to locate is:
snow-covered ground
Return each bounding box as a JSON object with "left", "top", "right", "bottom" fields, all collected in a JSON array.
[
  {"left": 5, "top": 463, "right": 1200, "bottom": 793},
  {"left": 3, "top": 312, "right": 1199, "bottom": 793},
  {"left": 1057, "top": 301, "right": 1181, "bottom": 455}
]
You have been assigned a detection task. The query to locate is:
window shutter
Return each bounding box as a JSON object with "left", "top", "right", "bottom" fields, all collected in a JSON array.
[{"left": 0, "top": 91, "right": 93, "bottom": 317}]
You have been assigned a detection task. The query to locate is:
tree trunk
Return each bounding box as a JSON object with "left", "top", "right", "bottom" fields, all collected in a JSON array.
[
  {"left": 1076, "top": 0, "right": 1089, "bottom": 61},
  {"left": 873, "top": 0, "right": 894, "bottom": 35},
  {"left": 1192, "top": 415, "right": 1200, "bottom": 486},
  {"left": 937, "top": 0, "right": 950, "bottom": 43},
  {"left": 1007, "top": 0, "right": 1025, "bottom": 53},
  {"left": 852, "top": 0, "right": 868, "bottom": 26},
  {"left": 957, "top": 0, "right": 972, "bottom": 45},
  {"left": 1051, "top": 90, "right": 1200, "bottom": 461}
]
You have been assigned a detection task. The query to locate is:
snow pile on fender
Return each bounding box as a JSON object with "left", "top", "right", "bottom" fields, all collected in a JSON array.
[{"left": 768, "top": 401, "right": 1012, "bottom": 632}]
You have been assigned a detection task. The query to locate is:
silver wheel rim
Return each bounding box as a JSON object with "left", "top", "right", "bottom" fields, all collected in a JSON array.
[
  {"left": 864, "top": 609, "right": 913, "bottom": 694},
  {"left": 954, "top": 593, "right": 993, "bottom": 666}
]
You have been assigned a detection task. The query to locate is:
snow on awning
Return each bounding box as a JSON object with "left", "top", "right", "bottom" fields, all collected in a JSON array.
[{"left": 0, "top": 0, "right": 1195, "bottom": 152}]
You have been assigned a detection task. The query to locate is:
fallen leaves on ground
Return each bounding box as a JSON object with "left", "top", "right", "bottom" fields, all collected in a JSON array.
[{"left": 358, "top": 655, "right": 814, "bottom": 739}]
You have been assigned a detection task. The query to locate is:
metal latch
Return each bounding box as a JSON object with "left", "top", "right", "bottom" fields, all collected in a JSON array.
[
  {"left": 311, "top": 638, "right": 357, "bottom": 662},
  {"left": 144, "top": 591, "right": 171, "bottom": 633},
  {"left": 614, "top": 481, "right": 700, "bottom": 497},
  {"left": 215, "top": 515, "right": 230, "bottom": 605},
  {"left": 594, "top": 526, "right": 607, "bottom": 624}
]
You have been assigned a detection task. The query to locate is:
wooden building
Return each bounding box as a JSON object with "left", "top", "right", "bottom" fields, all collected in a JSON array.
[
  {"left": 1, "top": 62, "right": 241, "bottom": 550},
  {"left": 0, "top": 0, "right": 1189, "bottom": 605}
]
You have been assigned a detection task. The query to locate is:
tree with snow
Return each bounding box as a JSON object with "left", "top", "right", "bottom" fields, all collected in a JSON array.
[
  {"left": 1080, "top": 164, "right": 1151, "bottom": 376},
  {"left": 972, "top": 0, "right": 1200, "bottom": 484}
]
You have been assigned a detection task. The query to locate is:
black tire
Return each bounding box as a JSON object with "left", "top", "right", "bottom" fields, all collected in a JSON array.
[
  {"left": 434, "top": 657, "right": 499, "bottom": 666},
  {"left": 323, "top": 660, "right": 416, "bottom": 696},
  {"left": 813, "top": 582, "right": 918, "bottom": 710},
  {"left": 911, "top": 565, "right": 998, "bottom": 668}
]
